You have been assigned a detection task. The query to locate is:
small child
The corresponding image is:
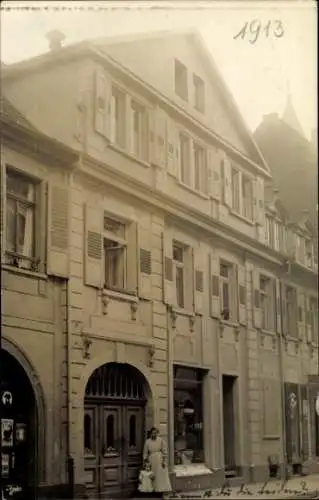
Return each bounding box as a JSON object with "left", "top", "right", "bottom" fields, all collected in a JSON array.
[{"left": 138, "top": 460, "right": 154, "bottom": 496}]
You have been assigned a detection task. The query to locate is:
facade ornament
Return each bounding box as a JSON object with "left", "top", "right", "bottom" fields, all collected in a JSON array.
[
  {"left": 102, "top": 294, "right": 110, "bottom": 315},
  {"left": 170, "top": 308, "right": 177, "bottom": 329},
  {"left": 130, "top": 302, "right": 138, "bottom": 321},
  {"left": 147, "top": 345, "right": 155, "bottom": 368},
  {"left": 219, "top": 321, "right": 224, "bottom": 338},
  {"left": 234, "top": 326, "right": 240, "bottom": 342},
  {"left": 260, "top": 334, "right": 265, "bottom": 347},
  {"left": 189, "top": 315, "right": 195, "bottom": 333},
  {"left": 81, "top": 333, "right": 92, "bottom": 360}
]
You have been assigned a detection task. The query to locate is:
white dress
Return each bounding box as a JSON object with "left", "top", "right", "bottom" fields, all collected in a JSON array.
[
  {"left": 143, "top": 437, "right": 172, "bottom": 493},
  {"left": 138, "top": 470, "right": 154, "bottom": 493}
]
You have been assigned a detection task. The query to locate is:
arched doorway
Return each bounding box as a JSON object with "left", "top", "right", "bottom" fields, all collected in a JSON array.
[
  {"left": 1, "top": 349, "right": 38, "bottom": 500},
  {"left": 84, "top": 362, "right": 149, "bottom": 499}
]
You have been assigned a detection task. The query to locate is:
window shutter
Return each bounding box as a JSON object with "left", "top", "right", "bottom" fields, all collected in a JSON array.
[
  {"left": 208, "top": 147, "right": 221, "bottom": 200},
  {"left": 148, "top": 109, "right": 156, "bottom": 165},
  {"left": 162, "top": 227, "right": 175, "bottom": 306},
  {"left": 222, "top": 156, "right": 232, "bottom": 208},
  {"left": 167, "top": 117, "right": 178, "bottom": 177},
  {"left": 1, "top": 158, "right": 6, "bottom": 263},
  {"left": 194, "top": 244, "right": 205, "bottom": 315},
  {"left": 252, "top": 268, "right": 261, "bottom": 329},
  {"left": 297, "top": 289, "right": 306, "bottom": 341},
  {"left": 209, "top": 252, "right": 220, "bottom": 318},
  {"left": 126, "top": 221, "right": 138, "bottom": 295},
  {"left": 281, "top": 284, "right": 288, "bottom": 335},
  {"left": 253, "top": 176, "right": 265, "bottom": 226},
  {"left": 275, "top": 278, "right": 282, "bottom": 334},
  {"left": 35, "top": 181, "right": 47, "bottom": 273},
  {"left": 94, "top": 69, "right": 111, "bottom": 139},
  {"left": 84, "top": 203, "right": 103, "bottom": 288},
  {"left": 138, "top": 225, "right": 152, "bottom": 299},
  {"left": 47, "top": 183, "right": 69, "bottom": 278},
  {"left": 305, "top": 296, "right": 312, "bottom": 343},
  {"left": 274, "top": 221, "right": 280, "bottom": 251},
  {"left": 237, "top": 264, "right": 247, "bottom": 325},
  {"left": 153, "top": 106, "right": 167, "bottom": 169}
]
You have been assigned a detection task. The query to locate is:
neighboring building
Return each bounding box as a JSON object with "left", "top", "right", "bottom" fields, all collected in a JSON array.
[{"left": 1, "top": 29, "right": 318, "bottom": 499}]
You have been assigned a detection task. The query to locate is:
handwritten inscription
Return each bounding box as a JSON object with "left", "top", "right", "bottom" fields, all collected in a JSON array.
[{"left": 234, "top": 20, "right": 284, "bottom": 44}]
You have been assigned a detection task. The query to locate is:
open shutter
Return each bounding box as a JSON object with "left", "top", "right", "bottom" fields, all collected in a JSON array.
[
  {"left": 252, "top": 268, "right": 261, "bottom": 329},
  {"left": 126, "top": 221, "right": 138, "bottom": 295},
  {"left": 1, "top": 157, "right": 6, "bottom": 264},
  {"left": 138, "top": 225, "right": 152, "bottom": 299},
  {"left": 94, "top": 69, "right": 111, "bottom": 139},
  {"left": 47, "top": 183, "right": 69, "bottom": 278},
  {"left": 194, "top": 244, "right": 205, "bottom": 315},
  {"left": 208, "top": 147, "right": 221, "bottom": 200},
  {"left": 297, "top": 289, "right": 306, "bottom": 341},
  {"left": 281, "top": 284, "right": 288, "bottom": 336},
  {"left": 222, "top": 156, "right": 232, "bottom": 208},
  {"left": 36, "top": 181, "right": 47, "bottom": 273},
  {"left": 162, "top": 227, "right": 175, "bottom": 306},
  {"left": 237, "top": 265, "right": 247, "bottom": 325},
  {"left": 148, "top": 109, "right": 156, "bottom": 165},
  {"left": 305, "top": 296, "right": 312, "bottom": 343},
  {"left": 167, "top": 117, "right": 178, "bottom": 177},
  {"left": 153, "top": 106, "right": 167, "bottom": 169},
  {"left": 84, "top": 203, "right": 103, "bottom": 288},
  {"left": 274, "top": 221, "right": 280, "bottom": 251},
  {"left": 254, "top": 176, "right": 265, "bottom": 225},
  {"left": 209, "top": 252, "right": 220, "bottom": 318},
  {"left": 275, "top": 279, "right": 282, "bottom": 334}
]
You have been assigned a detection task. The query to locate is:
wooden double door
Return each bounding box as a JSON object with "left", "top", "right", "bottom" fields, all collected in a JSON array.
[{"left": 84, "top": 402, "right": 144, "bottom": 498}]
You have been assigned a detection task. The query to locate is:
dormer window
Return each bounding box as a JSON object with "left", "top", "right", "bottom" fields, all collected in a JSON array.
[{"left": 175, "top": 59, "right": 188, "bottom": 101}]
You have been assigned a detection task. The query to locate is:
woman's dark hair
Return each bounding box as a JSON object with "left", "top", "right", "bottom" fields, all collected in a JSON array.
[{"left": 148, "top": 427, "right": 158, "bottom": 438}]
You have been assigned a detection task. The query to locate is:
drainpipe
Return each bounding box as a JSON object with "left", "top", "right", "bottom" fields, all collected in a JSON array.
[
  {"left": 278, "top": 278, "right": 288, "bottom": 480},
  {"left": 167, "top": 304, "right": 175, "bottom": 473},
  {"left": 66, "top": 278, "right": 74, "bottom": 498}
]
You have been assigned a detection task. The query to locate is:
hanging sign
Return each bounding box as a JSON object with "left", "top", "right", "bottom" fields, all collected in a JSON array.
[
  {"left": 1, "top": 391, "right": 13, "bottom": 407},
  {"left": 1, "top": 419, "right": 14, "bottom": 447}
]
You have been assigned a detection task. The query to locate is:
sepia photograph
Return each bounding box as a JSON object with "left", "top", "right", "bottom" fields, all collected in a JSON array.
[{"left": 0, "top": 1, "right": 318, "bottom": 499}]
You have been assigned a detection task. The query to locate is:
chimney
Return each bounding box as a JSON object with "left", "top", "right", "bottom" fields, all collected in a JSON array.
[{"left": 46, "top": 30, "right": 66, "bottom": 51}]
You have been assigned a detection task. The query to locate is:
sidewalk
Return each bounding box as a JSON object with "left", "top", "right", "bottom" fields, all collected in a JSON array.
[{"left": 164, "top": 474, "right": 319, "bottom": 499}]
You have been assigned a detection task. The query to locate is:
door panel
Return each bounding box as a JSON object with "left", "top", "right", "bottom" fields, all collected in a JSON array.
[
  {"left": 83, "top": 406, "right": 99, "bottom": 498},
  {"left": 100, "top": 405, "right": 123, "bottom": 498},
  {"left": 123, "top": 406, "right": 144, "bottom": 496}
]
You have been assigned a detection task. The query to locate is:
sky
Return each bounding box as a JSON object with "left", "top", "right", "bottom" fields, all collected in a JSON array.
[{"left": 0, "top": 1, "right": 317, "bottom": 140}]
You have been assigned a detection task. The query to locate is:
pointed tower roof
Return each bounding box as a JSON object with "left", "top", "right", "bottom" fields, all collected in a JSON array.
[{"left": 282, "top": 94, "right": 305, "bottom": 137}]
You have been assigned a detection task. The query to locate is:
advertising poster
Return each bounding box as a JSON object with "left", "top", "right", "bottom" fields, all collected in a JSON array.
[
  {"left": 1, "top": 419, "right": 14, "bottom": 447},
  {"left": 1, "top": 453, "right": 9, "bottom": 477}
]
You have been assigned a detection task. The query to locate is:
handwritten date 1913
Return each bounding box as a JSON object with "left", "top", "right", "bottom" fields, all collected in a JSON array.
[{"left": 234, "top": 20, "right": 284, "bottom": 44}]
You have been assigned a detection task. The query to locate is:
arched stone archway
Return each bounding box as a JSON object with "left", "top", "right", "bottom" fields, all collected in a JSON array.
[
  {"left": 82, "top": 361, "right": 153, "bottom": 499},
  {"left": 1, "top": 339, "right": 46, "bottom": 498}
]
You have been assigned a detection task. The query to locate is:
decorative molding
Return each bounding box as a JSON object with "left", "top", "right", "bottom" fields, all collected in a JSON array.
[
  {"left": 170, "top": 308, "right": 178, "bottom": 329},
  {"left": 234, "top": 326, "right": 240, "bottom": 342},
  {"left": 189, "top": 315, "right": 195, "bottom": 333},
  {"left": 102, "top": 294, "right": 110, "bottom": 315},
  {"left": 130, "top": 301, "right": 138, "bottom": 321},
  {"left": 81, "top": 333, "right": 92, "bottom": 360},
  {"left": 147, "top": 345, "right": 155, "bottom": 368}
]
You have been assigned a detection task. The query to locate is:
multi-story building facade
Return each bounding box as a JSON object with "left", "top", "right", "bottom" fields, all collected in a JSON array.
[{"left": 1, "top": 29, "right": 318, "bottom": 499}]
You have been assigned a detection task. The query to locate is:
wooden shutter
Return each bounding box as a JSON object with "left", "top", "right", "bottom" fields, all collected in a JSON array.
[
  {"left": 194, "top": 244, "right": 205, "bottom": 315},
  {"left": 286, "top": 228, "right": 297, "bottom": 259},
  {"left": 305, "top": 296, "right": 312, "bottom": 343},
  {"left": 252, "top": 268, "right": 261, "bottom": 329},
  {"left": 253, "top": 176, "right": 265, "bottom": 225},
  {"left": 237, "top": 264, "right": 247, "bottom": 325},
  {"left": 167, "top": 117, "right": 178, "bottom": 177},
  {"left": 126, "top": 221, "right": 138, "bottom": 295},
  {"left": 47, "top": 183, "right": 69, "bottom": 278},
  {"left": 222, "top": 156, "right": 232, "bottom": 208},
  {"left": 94, "top": 69, "right": 111, "bottom": 139},
  {"left": 209, "top": 252, "right": 220, "bottom": 318},
  {"left": 138, "top": 225, "right": 152, "bottom": 299},
  {"left": 84, "top": 203, "right": 103, "bottom": 288},
  {"left": 274, "top": 221, "right": 280, "bottom": 251},
  {"left": 275, "top": 278, "right": 282, "bottom": 334},
  {"left": 297, "top": 289, "right": 306, "bottom": 341},
  {"left": 263, "top": 379, "right": 280, "bottom": 437},
  {"left": 208, "top": 147, "right": 221, "bottom": 200},
  {"left": 148, "top": 109, "right": 156, "bottom": 165},
  {"left": 35, "top": 181, "right": 47, "bottom": 274},
  {"left": 1, "top": 157, "right": 6, "bottom": 263},
  {"left": 281, "top": 283, "right": 288, "bottom": 335},
  {"left": 153, "top": 106, "right": 167, "bottom": 169},
  {"left": 162, "top": 227, "right": 175, "bottom": 306}
]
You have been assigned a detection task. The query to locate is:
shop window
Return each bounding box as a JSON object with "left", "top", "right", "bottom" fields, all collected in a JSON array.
[{"left": 173, "top": 365, "right": 206, "bottom": 465}]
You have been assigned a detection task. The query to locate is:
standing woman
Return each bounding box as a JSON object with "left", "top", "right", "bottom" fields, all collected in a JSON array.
[{"left": 143, "top": 427, "right": 172, "bottom": 498}]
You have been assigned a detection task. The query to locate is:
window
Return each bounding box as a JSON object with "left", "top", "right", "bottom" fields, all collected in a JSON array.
[
  {"left": 231, "top": 168, "right": 240, "bottom": 213},
  {"left": 180, "top": 133, "right": 191, "bottom": 185},
  {"left": 296, "top": 235, "right": 306, "bottom": 264},
  {"left": 111, "top": 86, "right": 126, "bottom": 149},
  {"left": 242, "top": 174, "right": 253, "bottom": 220},
  {"left": 265, "top": 216, "right": 275, "bottom": 247},
  {"left": 131, "top": 100, "right": 147, "bottom": 160},
  {"left": 231, "top": 166, "right": 253, "bottom": 220},
  {"left": 193, "top": 73, "right": 205, "bottom": 113},
  {"left": 5, "top": 167, "right": 39, "bottom": 270},
  {"left": 173, "top": 242, "right": 185, "bottom": 308},
  {"left": 308, "top": 297, "right": 318, "bottom": 344},
  {"left": 193, "top": 142, "right": 207, "bottom": 193},
  {"left": 260, "top": 275, "right": 275, "bottom": 331},
  {"left": 104, "top": 216, "right": 127, "bottom": 292},
  {"left": 174, "top": 366, "right": 205, "bottom": 465},
  {"left": 285, "top": 286, "right": 297, "bottom": 337},
  {"left": 220, "top": 261, "right": 236, "bottom": 321},
  {"left": 174, "top": 59, "right": 188, "bottom": 101}
]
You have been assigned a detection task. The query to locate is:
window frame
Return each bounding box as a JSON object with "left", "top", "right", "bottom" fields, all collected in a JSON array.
[
  {"left": 259, "top": 274, "right": 275, "bottom": 332},
  {"left": 130, "top": 99, "right": 147, "bottom": 161},
  {"left": 219, "top": 260, "right": 236, "bottom": 322},
  {"left": 173, "top": 241, "right": 185, "bottom": 309},
  {"left": 193, "top": 141, "right": 207, "bottom": 194},
  {"left": 110, "top": 84, "right": 126, "bottom": 149},
  {"left": 231, "top": 165, "right": 254, "bottom": 221},
  {"left": 179, "top": 132, "right": 191, "bottom": 186},
  {"left": 103, "top": 215, "right": 127, "bottom": 293}
]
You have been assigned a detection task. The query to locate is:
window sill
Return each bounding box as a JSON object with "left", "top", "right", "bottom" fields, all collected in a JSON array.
[
  {"left": 260, "top": 329, "right": 277, "bottom": 336},
  {"left": 178, "top": 181, "right": 209, "bottom": 200},
  {"left": 173, "top": 464, "right": 213, "bottom": 477},
  {"left": 108, "top": 143, "right": 150, "bottom": 169},
  {"left": 102, "top": 288, "right": 138, "bottom": 304},
  {"left": 219, "top": 319, "right": 239, "bottom": 328},
  {"left": 229, "top": 209, "right": 254, "bottom": 226},
  {"left": 1, "top": 263, "right": 47, "bottom": 281},
  {"left": 263, "top": 435, "right": 280, "bottom": 441},
  {"left": 172, "top": 307, "right": 195, "bottom": 318}
]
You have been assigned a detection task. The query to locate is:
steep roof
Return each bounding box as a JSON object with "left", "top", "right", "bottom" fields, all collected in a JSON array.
[
  {"left": 282, "top": 94, "right": 305, "bottom": 138},
  {"left": 0, "top": 95, "right": 37, "bottom": 131}
]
